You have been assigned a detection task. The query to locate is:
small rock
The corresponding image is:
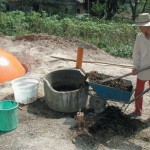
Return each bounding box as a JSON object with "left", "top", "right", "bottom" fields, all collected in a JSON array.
[{"left": 72, "top": 138, "right": 76, "bottom": 144}]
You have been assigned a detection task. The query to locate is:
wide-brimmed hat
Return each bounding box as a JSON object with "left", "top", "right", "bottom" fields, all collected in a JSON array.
[{"left": 133, "top": 13, "right": 150, "bottom": 26}]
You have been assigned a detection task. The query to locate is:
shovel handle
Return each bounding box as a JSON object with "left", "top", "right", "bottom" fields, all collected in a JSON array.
[
  {"left": 80, "top": 68, "right": 87, "bottom": 76},
  {"left": 103, "top": 65, "right": 150, "bottom": 83},
  {"left": 80, "top": 68, "right": 88, "bottom": 81},
  {"left": 101, "top": 72, "right": 132, "bottom": 83},
  {"left": 112, "top": 72, "right": 132, "bottom": 81},
  {"left": 125, "top": 65, "right": 150, "bottom": 79},
  {"left": 124, "top": 87, "right": 150, "bottom": 112},
  {"left": 129, "top": 87, "right": 150, "bottom": 104},
  {"left": 136, "top": 65, "right": 150, "bottom": 74}
]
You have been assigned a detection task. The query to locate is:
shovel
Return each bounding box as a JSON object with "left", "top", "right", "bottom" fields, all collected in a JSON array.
[
  {"left": 100, "top": 65, "right": 150, "bottom": 83},
  {"left": 123, "top": 87, "right": 150, "bottom": 112}
]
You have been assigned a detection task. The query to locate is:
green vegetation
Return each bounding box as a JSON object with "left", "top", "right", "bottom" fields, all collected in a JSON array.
[{"left": 0, "top": 11, "right": 139, "bottom": 58}]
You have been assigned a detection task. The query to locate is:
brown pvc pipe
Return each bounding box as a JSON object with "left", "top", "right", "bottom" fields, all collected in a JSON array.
[{"left": 76, "top": 47, "right": 83, "bottom": 69}]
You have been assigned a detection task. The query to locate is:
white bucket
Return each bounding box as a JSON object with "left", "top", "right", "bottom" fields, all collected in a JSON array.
[{"left": 11, "top": 77, "right": 39, "bottom": 104}]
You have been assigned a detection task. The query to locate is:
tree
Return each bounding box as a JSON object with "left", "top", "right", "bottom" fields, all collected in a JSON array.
[
  {"left": 0, "top": 1, "right": 1, "bottom": 24},
  {"left": 128, "top": 0, "right": 139, "bottom": 21},
  {"left": 91, "top": 0, "right": 106, "bottom": 18},
  {"left": 141, "top": 0, "right": 148, "bottom": 13},
  {"left": 105, "top": 0, "right": 119, "bottom": 20},
  {"left": 91, "top": 0, "right": 126, "bottom": 20},
  {"left": 129, "top": 0, "right": 149, "bottom": 21}
]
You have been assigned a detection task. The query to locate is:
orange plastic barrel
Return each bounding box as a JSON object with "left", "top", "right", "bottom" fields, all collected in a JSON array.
[
  {"left": 76, "top": 47, "right": 84, "bottom": 69},
  {"left": 0, "top": 48, "right": 26, "bottom": 83}
]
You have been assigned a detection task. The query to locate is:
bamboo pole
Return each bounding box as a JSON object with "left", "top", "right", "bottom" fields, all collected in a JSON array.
[{"left": 51, "top": 56, "right": 133, "bottom": 68}]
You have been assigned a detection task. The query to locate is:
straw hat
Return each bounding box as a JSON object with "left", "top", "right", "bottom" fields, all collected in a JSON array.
[{"left": 134, "top": 13, "right": 150, "bottom": 26}]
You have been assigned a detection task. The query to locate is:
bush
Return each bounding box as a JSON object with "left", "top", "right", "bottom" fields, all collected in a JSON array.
[
  {"left": 0, "top": 11, "right": 139, "bottom": 58},
  {"left": 0, "top": 11, "right": 29, "bottom": 35}
]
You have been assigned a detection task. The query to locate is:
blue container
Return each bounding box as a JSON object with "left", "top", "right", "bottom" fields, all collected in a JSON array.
[{"left": 87, "top": 79, "right": 134, "bottom": 103}]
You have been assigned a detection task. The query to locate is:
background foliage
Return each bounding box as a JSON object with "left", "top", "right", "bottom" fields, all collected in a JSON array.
[{"left": 0, "top": 11, "right": 139, "bottom": 58}]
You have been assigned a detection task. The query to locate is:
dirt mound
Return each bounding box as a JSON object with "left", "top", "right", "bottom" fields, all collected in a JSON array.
[
  {"left": 87, "top": 71, "right": 133, "bottom": 91},
  {"left": 0, "top": 32, "right": 4, "bottom": 37},
  {"left": 14, "top": 33, "right": 57, "bottom": 41},
  {"left": 14, "top": 33, "right": 98, "bottom": 50},
  {"left": 88, "top": 106, "right": 147, "bottom": 137}
]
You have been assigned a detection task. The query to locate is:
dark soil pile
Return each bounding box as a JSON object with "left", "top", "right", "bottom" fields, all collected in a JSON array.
[
  {"left": 14, "top": 33, "right": 52, "bottom": 41},
  {"left": 87, "top": 71, "right": 133, "bottom": 91},
  {"left": 88, "top": 106, "right": 147, "bottom": 137}
]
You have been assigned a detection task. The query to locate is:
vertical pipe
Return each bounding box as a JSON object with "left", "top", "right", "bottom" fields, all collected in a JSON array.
[{"left": 76, "top": 47, "right": 84, "bottom": 69}]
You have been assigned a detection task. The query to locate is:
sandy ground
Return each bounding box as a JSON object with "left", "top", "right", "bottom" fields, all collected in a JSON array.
[{"left": 0, "top": 34, "right": 150, "bottom": 150}]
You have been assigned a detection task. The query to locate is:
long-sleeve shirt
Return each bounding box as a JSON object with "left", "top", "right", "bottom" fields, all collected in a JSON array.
[{"left": 132, "top": 33, "right": 150, "bottom": 80}]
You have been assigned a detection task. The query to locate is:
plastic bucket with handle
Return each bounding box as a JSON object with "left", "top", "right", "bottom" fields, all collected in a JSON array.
[
  {"left": 0, "top": 100, "right": 18, "bottom": 131},
  {"left": 11, "top": 77, "right": 39, "bottom": 104}
]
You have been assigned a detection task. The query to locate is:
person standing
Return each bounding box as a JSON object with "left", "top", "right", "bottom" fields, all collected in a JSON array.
[{"left": 132, "top": 13, "right": 150, "bottom": 116}]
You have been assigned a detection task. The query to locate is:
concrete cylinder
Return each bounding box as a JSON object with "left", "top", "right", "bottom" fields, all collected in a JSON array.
[{"left": 44, "top": 69, "right": 89, "bottom": 113}]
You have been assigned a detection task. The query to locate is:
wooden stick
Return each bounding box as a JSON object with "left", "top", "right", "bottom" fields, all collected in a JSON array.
[{"left": 51, "top": 56, "right": 133, "bottom": 68}]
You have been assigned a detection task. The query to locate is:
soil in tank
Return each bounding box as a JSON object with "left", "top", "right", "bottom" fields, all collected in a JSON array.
[{"left": 52, "top": 83, "right": 80, "bottom": 92}]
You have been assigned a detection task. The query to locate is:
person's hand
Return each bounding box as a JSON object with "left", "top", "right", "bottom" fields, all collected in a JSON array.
[{"left": 132, "top": 68, "right": 138, "bottom": 75}]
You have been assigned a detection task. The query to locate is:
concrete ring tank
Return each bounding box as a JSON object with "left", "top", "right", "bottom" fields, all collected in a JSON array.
[{"left": 44, "top": 69, "right": 89, "bottom": 113}]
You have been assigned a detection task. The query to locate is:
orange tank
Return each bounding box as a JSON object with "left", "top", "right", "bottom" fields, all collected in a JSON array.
[{"left": 0, "top": 48, "right": 26, "bottom": 83}]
